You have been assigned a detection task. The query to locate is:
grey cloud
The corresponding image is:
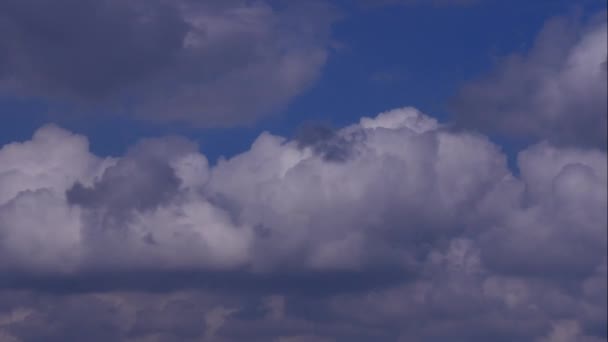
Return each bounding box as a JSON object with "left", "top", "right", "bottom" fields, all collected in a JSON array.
[
  {"left": 0, "top": 0, "right": 188, "bottom": 98},
  {"left": 0, "top": 290, "right": 224, "bottom": 342},
  {"left": 0, "top": 251, "right": 605, "bottom": 341},
  {"left": 452, "top": 12, "right": 608, "bottom": 149},
  {"left": 328, "top": 239, "right": 607, "bottom": 342},
  {"left": 66, "top": 137, "right": 198, "bottom": 213},
  {"left": 0, "top": 0, "right": 336, "bottom": 126},
  {"left": 294, "top": 122, "right": 363, "bottom": 162},
  {"left": 67, "top": 161, "right": 180, "bottom": 213}
]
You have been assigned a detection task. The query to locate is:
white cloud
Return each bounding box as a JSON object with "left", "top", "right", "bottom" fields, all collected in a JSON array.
[
  {"left": 0, "top": 105, "right": 605, "bottom": 341},
  {"left": 0, "top": 106, "right": 604, "bottom": 282}
]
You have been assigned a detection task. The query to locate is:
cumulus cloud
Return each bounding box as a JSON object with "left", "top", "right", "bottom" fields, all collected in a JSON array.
[
  {"left": 1, "top": 3, "right": 606, "bottom": 340},
  {"left": 479, "top": 142, "right": 607, "bottom": 278},
  {"left": 0, "top": 107, "right": 510, "bottom": 278},
  {"left": 0, "top": 105, "right": 606, "bottom": 340},
  {"left": 0, "top": 0, "right": 335, "bottom": 126},
  {"left": 452, "top": 11, "right": 608, "bottom": 149}
]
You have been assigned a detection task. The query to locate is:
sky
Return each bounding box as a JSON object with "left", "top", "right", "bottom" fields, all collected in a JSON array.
[{"left": 0, "top": 0, "right": 606, "bottom": 341}]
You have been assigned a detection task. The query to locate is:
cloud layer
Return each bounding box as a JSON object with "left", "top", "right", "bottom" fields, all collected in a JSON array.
[
  {"left": 0, "top": 106, "right": 606, "bottom": 341},
  {"left": 0, "top": 0, "right": 335, "bottom": 126}
]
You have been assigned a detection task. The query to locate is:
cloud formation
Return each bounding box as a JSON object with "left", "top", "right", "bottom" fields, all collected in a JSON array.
[
  {"left": 1, "top": 107, "right": 509, "bottom": 277},
  {"left": 452, "top": 12, "right": 608, "bottom": 149},
  {"left": 0, "top": 106, "right": 605, "bottom": 340},
  {"left": 0, "top": 8, "right": 607, "bottom": 340},
  {"left": 0, "top": 0, "right": 335, "bottom": 126}
]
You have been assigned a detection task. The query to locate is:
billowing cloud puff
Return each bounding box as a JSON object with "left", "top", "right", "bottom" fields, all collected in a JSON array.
[
  {"left": 452, "top": 12, "right": 608, "bottom": 149},
  {"left": 207, "top": 107, "right": 509, "bottom": 273},
  {"left": 479, "top": 142, "right": 607, "bottom": 278},
  {"left": 0, "top": 0, "right": 335, "bottom": 126},
  {"left": 0, "top": 107, "right": 510, "bottom": 277},
  {"left": 0, "top": 106, "right": 606, "bottom": 341}
]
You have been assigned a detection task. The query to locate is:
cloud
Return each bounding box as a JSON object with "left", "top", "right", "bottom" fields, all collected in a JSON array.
[
  {"left": 478, "top": 142, "right": 607, "bottom": 278},
  {"left": 0, "top": 106, "right": 606, "bottom": 341},
  {"left": 328, "top": 240, "right": 607, "bottom": 342},
  {"left": 0, "top": 246, "right": 605, "bottom": 341},
  {"left": 452, "top": 11, "right": 608, "bottom": 149},
  {"left": 0, "top": 0, "right": 336, "bottom": 126},
  {"left": 0, "top": 107, "right": 508, "bottom": 279},
  {"left": 1, "top": 4, "right": 606, "bottom": 340}
]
